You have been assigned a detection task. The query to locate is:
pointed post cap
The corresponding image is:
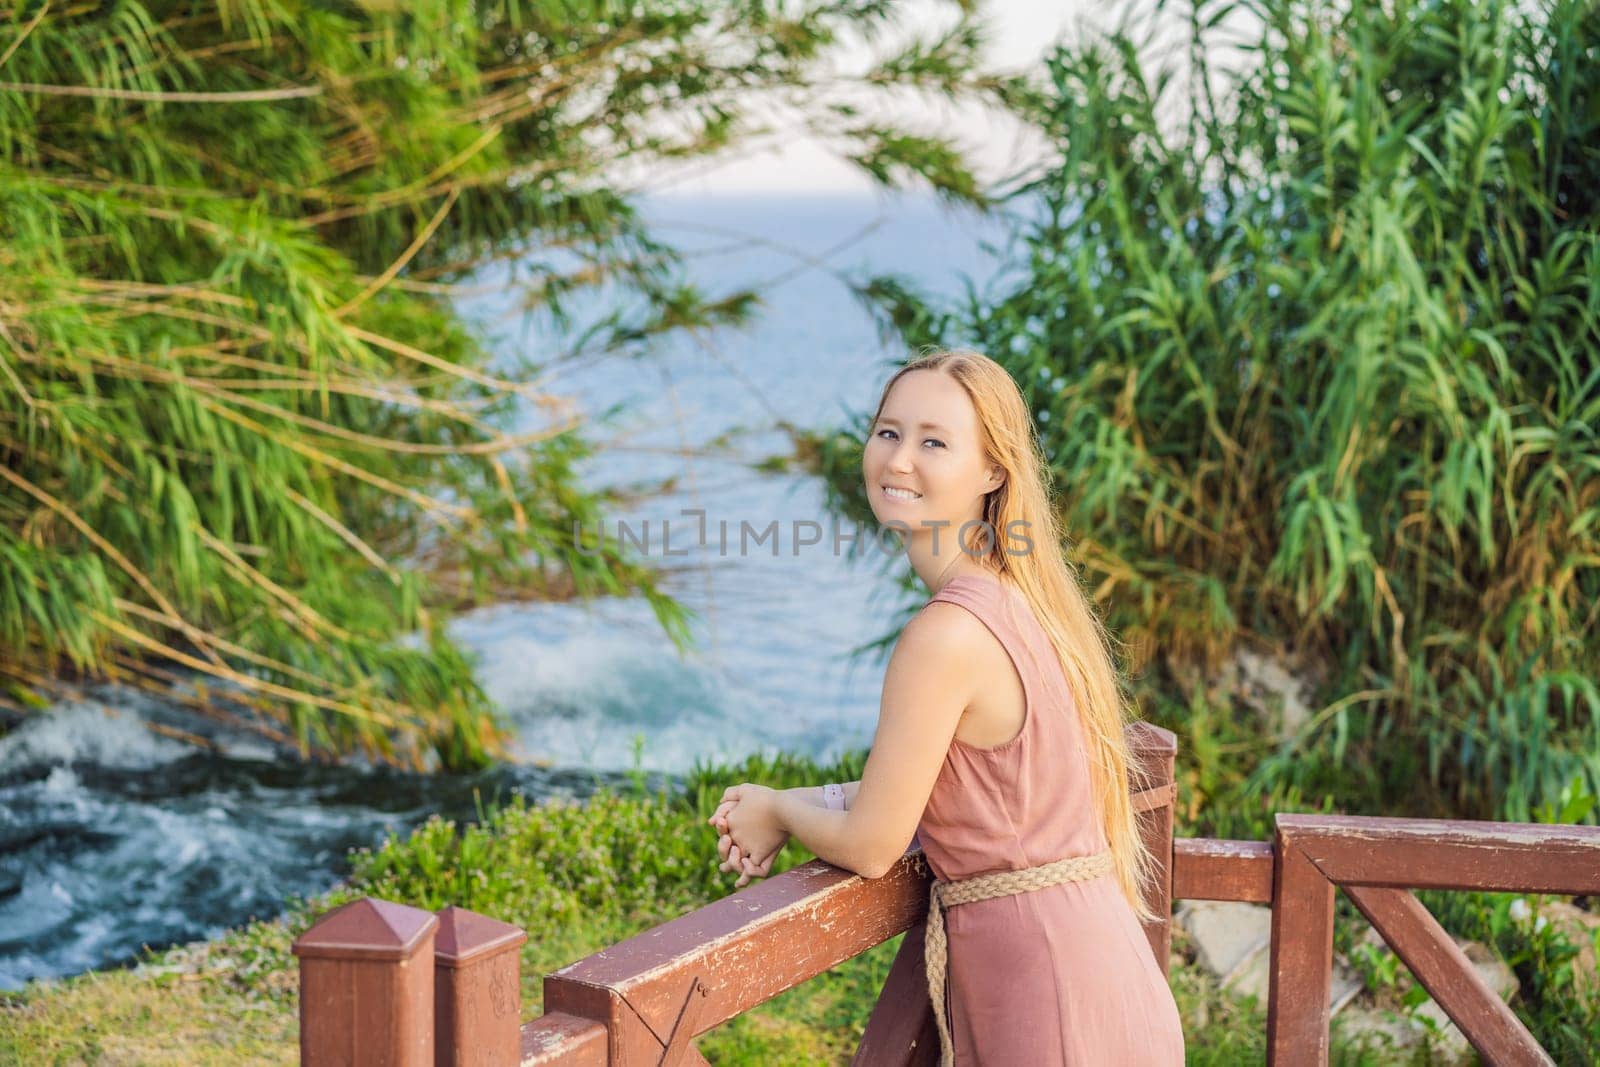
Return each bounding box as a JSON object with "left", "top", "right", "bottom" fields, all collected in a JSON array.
[
  {"left": 434, "top": 905, "right": 528, "bottom": 968},
  {"left": 292, "top": 897, "right": 439, "bottom": 962}
]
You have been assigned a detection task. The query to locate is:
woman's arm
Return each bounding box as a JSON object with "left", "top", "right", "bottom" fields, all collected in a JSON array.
[
  {"left": 787, "top": 781, "right": 862, "bottom": 809},
  {"left": 758, "top": 603, "right": 981, "bottom": 878},
  {"left": 713, "top": 781, "right": 856, "bottom": 832}
]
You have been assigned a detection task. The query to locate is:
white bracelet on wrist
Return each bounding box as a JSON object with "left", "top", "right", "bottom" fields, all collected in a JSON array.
[{"left": 822, "top": 782, "right": 846, "bottom": 811}]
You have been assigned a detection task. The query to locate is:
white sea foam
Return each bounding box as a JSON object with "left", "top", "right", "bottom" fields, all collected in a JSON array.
[
  {"left": 453, "top": 600, "right": 766, "bottom": 773},
  {"left": 41, "top": 766, "right": 79, "bottom": 794},
  {"left": 0, "top": 701, "right": 184, "bottom": 772}
]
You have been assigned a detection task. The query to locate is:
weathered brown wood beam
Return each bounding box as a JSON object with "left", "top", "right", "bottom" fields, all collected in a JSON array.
[
  {"left": 1266, "top": 825, "right": 1335, "bottom": 1067},
  {"left": 1173, "top": 838, "right": 1274, "bottom": 903},
  {"left": 544, "top": 853, "right": 929, "bottom": 1061},
  {"left": 1278, "top": 814, "right": 1600, "bottom": 894}
]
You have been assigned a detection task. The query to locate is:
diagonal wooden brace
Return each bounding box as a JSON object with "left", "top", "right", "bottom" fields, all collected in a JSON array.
[
  {"left": 1344, "top": 886, "right": 1552, "bottom": 1067},
  {"left": 658, "top": 975, "right": 709, "bottom": 1066}
]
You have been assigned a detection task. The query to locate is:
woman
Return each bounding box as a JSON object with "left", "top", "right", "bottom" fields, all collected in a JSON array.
[{"left": 708, "top": 349, "right": 1185, "bottom": 1065}]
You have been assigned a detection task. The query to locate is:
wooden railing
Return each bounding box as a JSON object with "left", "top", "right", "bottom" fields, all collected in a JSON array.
[{"left": 292, "top": 724, "right": 1600, "bottom": 1065}]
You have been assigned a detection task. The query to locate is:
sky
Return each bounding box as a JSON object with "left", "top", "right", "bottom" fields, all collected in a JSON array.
[{"left": 644, "top": 0, "right": 1201, "bottom": 197}]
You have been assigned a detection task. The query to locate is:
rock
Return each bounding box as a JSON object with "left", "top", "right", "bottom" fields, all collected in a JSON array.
[
  {"left": 1226, "top": 942, "right": 1364, "bottom": 1015},
  {"left": 131, "top": 937, "right": 224, "bottom": 979},
  {"left": 1355, "top": 918, "right": 1387, "bottom": 952},
  {"left": 1209, "top": 647, "right": 1320, "bottom": 740},
  {"left": 1329, "top": 961, "right": 1365, "bottom": 1016},
  {"left": 1335, "top": 1006, "right": 1427, "bottom": 1058},
  {"left": 1536, "top": 900, "right": 1599, "bottom": 998},
  {"left": 1340, "top": 937, "right": 1521, "bottom": 1067},
  {"left": 1176, "top": 900, "right": 1361, "bottom": 1013},
  {"left": 1410, "top": 941, "right": 1520, "bottom": 1064},
  {"left": 1177, "top": 900, "right": 1270, "bottom": 981}
]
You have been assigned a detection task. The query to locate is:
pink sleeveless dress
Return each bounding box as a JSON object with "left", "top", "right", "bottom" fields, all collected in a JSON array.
[{"left": 915, "top": 573, "right": 1185, "bottom": 1065}]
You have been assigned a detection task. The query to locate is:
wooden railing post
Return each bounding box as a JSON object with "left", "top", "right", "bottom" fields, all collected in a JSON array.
[
  {"left": 851, "top": 913, "right": 939, "bottom": 1066},
  {"left": 293, "top": 897, "right": 439, "bottom": 1067},
  {"left": 1129, "top": 722, "right": 1178, "bottom": 973},
  {"left": 1266, "top": 816, "right": 1334, "bottom": 1067},
  {"left": 434, "top": 906, "right": 528, "bottom": 1067}
]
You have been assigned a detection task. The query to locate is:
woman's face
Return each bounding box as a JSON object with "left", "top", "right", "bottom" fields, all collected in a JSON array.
[{"left": 863, "top": 369, "right": 1003, "bottom": 535}]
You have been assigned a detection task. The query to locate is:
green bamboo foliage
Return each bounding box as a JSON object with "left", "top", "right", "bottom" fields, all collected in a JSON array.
[
  {"left": 0, "top": 0, "right": 1007, "bottom": 768},
  {"left": 822, "top": 0, "right": 1600, "bottom": 820}
]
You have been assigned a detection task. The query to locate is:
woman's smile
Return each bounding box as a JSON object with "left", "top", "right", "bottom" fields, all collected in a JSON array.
[{"left": 882, "top": 485, "right": 922, "bottom": 502}]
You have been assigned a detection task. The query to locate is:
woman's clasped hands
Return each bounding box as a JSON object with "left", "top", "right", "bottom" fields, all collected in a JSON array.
[{"left": 707, "top": 783, "right": 788, "bottom": 889}]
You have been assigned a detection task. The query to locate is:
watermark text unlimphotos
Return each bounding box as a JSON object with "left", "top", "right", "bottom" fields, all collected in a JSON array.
[{"left": 575, "top": 509, "right": 1035, "bottom": 559}]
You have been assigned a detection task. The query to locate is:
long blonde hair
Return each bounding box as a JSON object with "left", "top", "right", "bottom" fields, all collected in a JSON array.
[{"left": 870, "top": 348, "right": 1156, "bottom": 918}]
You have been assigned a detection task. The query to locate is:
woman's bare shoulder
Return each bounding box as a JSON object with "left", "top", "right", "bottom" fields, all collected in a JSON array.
[{"left": 894, "top": 600, "right": 999, "bottom": 664}]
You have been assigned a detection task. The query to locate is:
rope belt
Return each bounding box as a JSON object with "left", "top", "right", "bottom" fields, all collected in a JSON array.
[{"left": 923, "top": 850, "right": 1115, "bottom": 1067}]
